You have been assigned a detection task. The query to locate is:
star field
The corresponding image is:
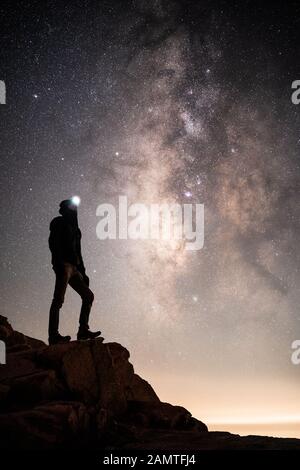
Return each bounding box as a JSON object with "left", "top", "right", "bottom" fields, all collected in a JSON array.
[{"left": 1, "top": 0, "right": 300, "bottom": 433}]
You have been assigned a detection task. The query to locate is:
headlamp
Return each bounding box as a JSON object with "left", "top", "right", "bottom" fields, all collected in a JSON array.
[{"left": 71, "top": 195, "right": 81, "bottom": 206}]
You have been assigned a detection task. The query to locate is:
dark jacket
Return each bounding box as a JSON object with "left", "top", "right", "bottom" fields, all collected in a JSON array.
[{"left": 49, "top": 216, "right": 85, "bottom": 274}]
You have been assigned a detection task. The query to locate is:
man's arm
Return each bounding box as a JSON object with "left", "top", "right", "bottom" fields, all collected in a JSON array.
[
  {"left": 49, "top": 218, "right": 64, "bottom": 270},
  {"left": 77, "top": 230, "right": 90, "bottom": 286}
]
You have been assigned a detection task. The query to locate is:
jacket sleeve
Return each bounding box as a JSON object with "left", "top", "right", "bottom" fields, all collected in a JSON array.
[
  {"left": 77, "top": 229, "right": 86, "bottom": 275},
  {"left": 48, "top": 219, "right": 64, "bottom": 265}
]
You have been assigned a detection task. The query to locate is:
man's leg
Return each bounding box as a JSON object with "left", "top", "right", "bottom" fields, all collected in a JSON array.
[
  {"left": 69, "top": 270, "right": 100, "bottom": 339},
  {"left": 48, "top": 264, "right": 72, "bottom": 341}
]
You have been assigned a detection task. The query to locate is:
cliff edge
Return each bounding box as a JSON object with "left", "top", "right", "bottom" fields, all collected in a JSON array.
[{"left": 0, "top": 315, "right": 299, "bottom": 450}]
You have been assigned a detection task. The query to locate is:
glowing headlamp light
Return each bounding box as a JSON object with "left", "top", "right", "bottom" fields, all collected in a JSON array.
[{"left": 71, "top": 195, "right": 81, "bottom": 206}]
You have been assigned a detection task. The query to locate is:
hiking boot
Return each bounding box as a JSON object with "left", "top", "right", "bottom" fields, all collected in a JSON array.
[
  {"left": 48, "top": 333, "right": 71, "bottom": 345},
  {"left": 77, "top": 328, "right": 101, "bottom": 341}
]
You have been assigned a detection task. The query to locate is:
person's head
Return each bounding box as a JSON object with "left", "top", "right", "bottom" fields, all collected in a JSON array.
[{"left": 59, "top": 196, "right": 80, "bottom": 224}]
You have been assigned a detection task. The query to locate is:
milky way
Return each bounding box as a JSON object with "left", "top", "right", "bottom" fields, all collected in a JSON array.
[{"left": 1, "top": 1, "right": 300, "bottom": 431}]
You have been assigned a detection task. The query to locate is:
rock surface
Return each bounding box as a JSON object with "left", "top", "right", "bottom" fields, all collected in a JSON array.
[{"left": 0, "top": 315, "right": 299, "bottom": 450}]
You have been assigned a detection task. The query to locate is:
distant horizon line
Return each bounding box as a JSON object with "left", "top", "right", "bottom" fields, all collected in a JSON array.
[{"left": 207, "top": 419, "right": 300, "bottom": 425}]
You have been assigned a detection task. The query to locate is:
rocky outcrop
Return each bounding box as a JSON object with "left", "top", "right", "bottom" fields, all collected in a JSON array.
[
  {"left": 0, "top": 315, "right": 300, "bottom": 450},
  {"left": 0, "top": 316, "right": 206, "bottom": 449}
]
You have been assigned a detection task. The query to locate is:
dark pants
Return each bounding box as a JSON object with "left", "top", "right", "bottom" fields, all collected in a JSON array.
[{"left": 48, "top": 263, "right": 94, "bottom": 337}]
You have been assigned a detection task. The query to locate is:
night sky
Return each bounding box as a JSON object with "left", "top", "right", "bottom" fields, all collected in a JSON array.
[{"left": 1, "top": 0, "right": 300, "bottom": 436}]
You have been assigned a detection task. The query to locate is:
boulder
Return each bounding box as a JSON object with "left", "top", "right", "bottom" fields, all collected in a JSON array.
[
  {"left": 0, "top": 316, "right": 46, "bottom": 354},
  {"left": 126, "top": 374, "right": 160, "bottom": 402},
  {"left": 124, "top": 400, "right": 208, "bottom": 431},
  {"left": 62, "top": 341, "right": 99, "bottom": 404},
  {"left": 0, "top": 401, "right": 91, "bottom": 449}
]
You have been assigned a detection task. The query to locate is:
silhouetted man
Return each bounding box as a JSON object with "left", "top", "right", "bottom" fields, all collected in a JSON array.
[{"left": 48, "top": 197, "right": 101, "bottom": 345}]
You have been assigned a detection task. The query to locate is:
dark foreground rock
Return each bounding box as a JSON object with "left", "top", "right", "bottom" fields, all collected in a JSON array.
[{"left": 0, "top": 315, "right": 299, "bottom": 450}]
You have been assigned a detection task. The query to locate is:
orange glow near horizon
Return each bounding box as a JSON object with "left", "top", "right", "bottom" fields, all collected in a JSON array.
[{"left": 136, "top": 367, "right": 300, "bottom": 439}]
